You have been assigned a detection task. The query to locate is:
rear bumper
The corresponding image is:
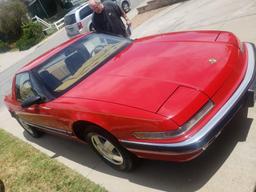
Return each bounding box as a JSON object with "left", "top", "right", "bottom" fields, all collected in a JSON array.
[{"left": 120, "top": 43, "right": 256, "bottom": 161}]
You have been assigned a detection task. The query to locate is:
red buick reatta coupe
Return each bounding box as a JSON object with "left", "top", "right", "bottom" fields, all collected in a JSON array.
[{"left": 5, "top": 31, "right": 256, "bottom": 171}]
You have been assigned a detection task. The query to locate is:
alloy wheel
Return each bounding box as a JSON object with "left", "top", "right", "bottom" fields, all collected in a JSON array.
[{"left": 91, "top": 134, "right": 124, "bottom": 165}]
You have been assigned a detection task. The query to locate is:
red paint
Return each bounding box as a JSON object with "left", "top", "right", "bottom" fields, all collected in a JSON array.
[{"left": 5, "top": 31, "right": 248, "bottom": 161}]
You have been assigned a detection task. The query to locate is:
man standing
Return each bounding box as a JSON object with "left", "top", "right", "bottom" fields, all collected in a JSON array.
[{"left": 89, "top": 0, "right": 131, "bottom": 37}]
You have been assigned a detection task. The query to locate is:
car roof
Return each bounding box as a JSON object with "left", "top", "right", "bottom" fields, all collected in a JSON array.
[
  {"left": 17, "top": 34, "right": 88, "bottom": 74},
  {"left": 65, "top": 3, "right": 89, "bottom": 16}
]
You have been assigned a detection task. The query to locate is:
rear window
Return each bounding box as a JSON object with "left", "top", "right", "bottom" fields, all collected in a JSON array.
[
  {"left": 64, "top": 14, "right": 76, "bottom": 25},
  {"left": 79, "top": 6, "right": 93, "bottom": 19}
]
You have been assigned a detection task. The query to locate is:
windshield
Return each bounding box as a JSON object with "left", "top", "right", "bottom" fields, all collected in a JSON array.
[{"left": 34, "top": 33, "right": 131, "bottom": 96}]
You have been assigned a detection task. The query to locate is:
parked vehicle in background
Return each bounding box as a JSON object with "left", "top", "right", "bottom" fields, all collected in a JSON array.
[
  {"left": 64, "top": 3, "right": 93, "bottom": 37},
  {"left": 102, "top": 0, "right": 131, "bottom": 13},
  {"left": 64, "top": 0, "right": 131, "bottom": 37}
]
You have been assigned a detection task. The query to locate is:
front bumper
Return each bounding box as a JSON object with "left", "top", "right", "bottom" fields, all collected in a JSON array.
[{"left": 120, "top": 43, "right": 256, "bottom": 161}]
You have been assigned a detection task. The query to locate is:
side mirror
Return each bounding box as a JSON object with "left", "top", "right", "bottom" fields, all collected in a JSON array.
[{"left": 21, "top": 95, "right": 42, "bottom": 108}]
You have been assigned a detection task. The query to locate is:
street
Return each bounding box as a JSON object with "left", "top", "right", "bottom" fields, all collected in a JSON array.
[{"left": 0, "top": 0, "right": 256, "bottom": 191}]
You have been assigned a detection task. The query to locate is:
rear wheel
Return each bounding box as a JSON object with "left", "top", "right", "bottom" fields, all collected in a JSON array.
[
  {"left": 122, "top": 1, "right": 130, "bottom": 13},
  {"left": 17, "top": 118, "right": 43, "bottom": 138},
  {"left": 85, "top": 127, "right": 137, "bottom": 171}
]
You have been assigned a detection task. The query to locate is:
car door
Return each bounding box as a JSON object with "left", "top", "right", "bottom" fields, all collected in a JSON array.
[
  {"left": 15, "top": 72, "right": 70, "bottom": 136},
  {"left": 79, "top": 5, "right": 93, "bottom": 32}
]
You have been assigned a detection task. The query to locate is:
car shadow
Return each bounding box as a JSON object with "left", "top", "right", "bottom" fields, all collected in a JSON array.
[{"left": 24, "top": 106, "right": 253, "bottom": 192}]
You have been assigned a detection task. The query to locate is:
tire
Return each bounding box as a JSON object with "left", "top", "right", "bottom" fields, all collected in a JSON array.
[
  {"left": 17, "top": 118, "right": 43, "bottom": 138},
  {"left": 122, "top": 1, "right": 130, "bottom": 13},
  {"left": 85, "top": 126, "right": 137, "bottom": 171}
]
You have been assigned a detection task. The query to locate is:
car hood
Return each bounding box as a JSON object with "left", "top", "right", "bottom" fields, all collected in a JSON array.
[
  {"left": 64, "top": 75, "right": 179, "bottom": 113},
  {"left": 64, "top": 31, "right": 240, "bottom": 113}
]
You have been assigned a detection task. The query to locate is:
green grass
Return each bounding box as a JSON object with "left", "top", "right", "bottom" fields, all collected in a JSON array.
[{"left": 0, "top": 129, "right": 107, "bottom": 192}]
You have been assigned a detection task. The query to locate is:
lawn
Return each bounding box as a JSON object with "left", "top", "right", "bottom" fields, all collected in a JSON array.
[{"left": 0, "top": 129, "right": 106, "bottom": 192}]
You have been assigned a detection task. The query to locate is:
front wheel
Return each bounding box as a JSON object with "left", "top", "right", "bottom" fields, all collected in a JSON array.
[{"left": 86, "top": 129, "right": 137, "bottom": 171}]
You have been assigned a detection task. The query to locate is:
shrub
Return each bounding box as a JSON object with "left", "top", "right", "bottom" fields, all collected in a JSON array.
[
  {"left": 0, "top": 0, "right": 27, "bottom": 42},
  {"left": 16, "top": 22, "right": 44, "bottom": 51},
  {"left": 0, "top": 40, "right": 9, "bottom": 53}
]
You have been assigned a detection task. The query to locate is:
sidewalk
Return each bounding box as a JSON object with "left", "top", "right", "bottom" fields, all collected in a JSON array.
[
  {"left": 1, "top": 0, "right": 256, "bottom": 192},
  {"left": 0, "top": 28, "right": 67, "bottom": 73},
  {"left": 0, "top": 49, "right": 34, "bottom": 73}
]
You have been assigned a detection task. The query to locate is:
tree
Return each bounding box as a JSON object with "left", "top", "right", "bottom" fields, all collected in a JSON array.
[{"left": 0, "top": 0, "right": 27, "bottom": 42}]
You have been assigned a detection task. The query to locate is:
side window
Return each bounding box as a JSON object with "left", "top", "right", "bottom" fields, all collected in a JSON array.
[
  {"left": 79, "top": 6, "right": 93, "bottom": 20},
  {"left": 15, "top": 73, "right": 36, "bottom": 102}
]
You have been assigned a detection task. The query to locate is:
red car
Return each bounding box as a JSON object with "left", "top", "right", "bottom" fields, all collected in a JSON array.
[{"left": 4, "top": 31, "right": 256, "bottom": 171}]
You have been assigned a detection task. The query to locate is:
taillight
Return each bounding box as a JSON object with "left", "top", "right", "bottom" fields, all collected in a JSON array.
[{"left": 78, "top": 22, "right": 83, "bottom": 30}]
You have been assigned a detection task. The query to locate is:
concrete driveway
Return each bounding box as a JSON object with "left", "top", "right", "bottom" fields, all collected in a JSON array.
[
  {"left": 133, "top": 0, "right": 256, "bottom": 44},
  {"left": 0, "top": 0, "right": 256, "bottom": 191}
]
